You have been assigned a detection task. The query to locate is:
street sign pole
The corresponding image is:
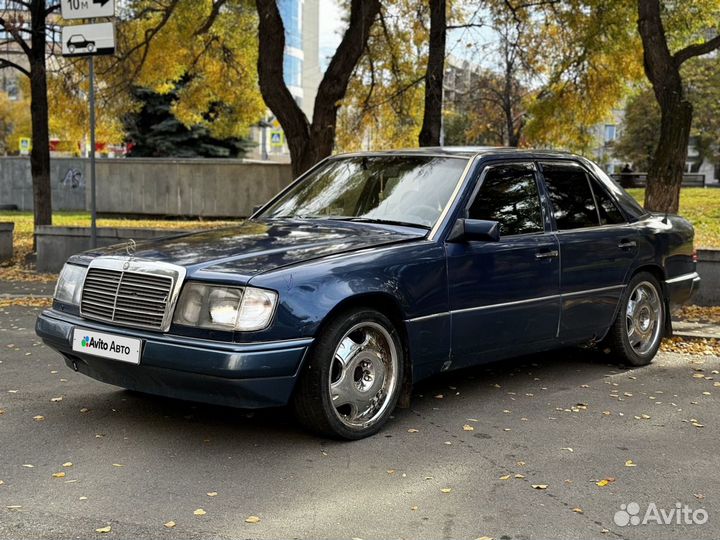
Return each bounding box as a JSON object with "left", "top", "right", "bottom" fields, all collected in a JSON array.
[{"left": 89, "top": 56, "right": 97, "bottom": 249}]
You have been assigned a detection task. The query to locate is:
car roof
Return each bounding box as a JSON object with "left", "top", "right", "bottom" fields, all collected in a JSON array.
[{"left": 334, "top": 146, "right": 579, "bottom": 160}]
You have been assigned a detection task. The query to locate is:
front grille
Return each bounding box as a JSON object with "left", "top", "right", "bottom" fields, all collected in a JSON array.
[{"left": 81, "top": 267, "right": 174, "bottom": 330}]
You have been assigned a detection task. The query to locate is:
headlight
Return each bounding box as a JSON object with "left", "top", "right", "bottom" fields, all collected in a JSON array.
[
  {"left": 173, "top": 283, "right": 278, "bottom": 332},
  {"left": 53, "top": 264, "right": 87, "bottom": 306}
]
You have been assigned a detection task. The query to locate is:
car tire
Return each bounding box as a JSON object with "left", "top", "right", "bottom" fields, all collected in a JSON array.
[
  {"left": 87, "top": 43, "right": 95, "bottom": 52},
  {"left": 605, "top": 272, "right": 665, "bottom": 366},
  {"left": 293, "top": 307, "right": 404, "bottom": 440},
  {"left": 68, "top": 45, "right": 75, "bottom": 53}
]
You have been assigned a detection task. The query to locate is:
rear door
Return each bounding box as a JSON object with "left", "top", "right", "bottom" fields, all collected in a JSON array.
[
  {"left": 446, "top": 162, "right": 560, "bottom": 367},
  {"left": 538, "top": 161, "right": 638, "bottom": 342}
]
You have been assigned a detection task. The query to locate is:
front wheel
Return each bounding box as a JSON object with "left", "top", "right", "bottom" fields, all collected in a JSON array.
[
  {"left": 605, "top": 272, "right": 665, "bottom": 366},
  {"left": 293, "top": 308, "right": 404, "bottom": 440}
]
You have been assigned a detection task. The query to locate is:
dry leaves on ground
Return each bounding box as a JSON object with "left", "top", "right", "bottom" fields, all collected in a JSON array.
[
  {"left": 662, "top": 337, "right": 720, "bottom": 356},
  {"left": 674, "top": 305, "right": 720, "bottom": 324}
]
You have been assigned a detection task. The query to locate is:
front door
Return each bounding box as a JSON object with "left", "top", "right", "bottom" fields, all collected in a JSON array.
[
  {"left": 446, "top": 162, "right": 561, "bottom": 368},
  {"left": 538, "top": 161, "right": 638, "bottom": 342}
]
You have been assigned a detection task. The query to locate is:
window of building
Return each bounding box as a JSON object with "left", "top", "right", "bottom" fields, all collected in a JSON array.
[
  {"left": 283, "top": 55, "right": 303, "bottom": 88},
  {"left": 604, "top": 124, "right": 617, "bottom": 143}
]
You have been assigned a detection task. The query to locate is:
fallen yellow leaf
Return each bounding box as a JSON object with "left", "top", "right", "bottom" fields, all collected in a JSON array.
[
  {"left": 625, "top": 460, "right": 637, "bottom": 467},
  {"left": 245, "top": 515, "right": 261, "bottom": 524},
  {"left": 499, "top": 475, "right": 511, "bottom": 480},
  {"left": 514, "top": 474, "right": 525, "bottom": 479},
  {"left": 475, "top": 537, "right": 494, "bottom": 540},
  {"left": 164, "top": 521, "right": 176, "bottom": 529},
  {"left": 63, "top": 462, "right": 73, "bottom": 468},
  {"left": 95, "top": 526, "right": 111, "bottom": 533},
  {"left": 407, "top": 428, "right": 419, "bottom": 433},
  {"left": 440, "top": 488, "right": 452, "bottom": 493},
  {"left": 572, "top": 507, "right": 583, "bottom": 513},
  {"left": 112, "top": 464, "right": 124, "bottom": 468},
  {"left": 193, "top": 509, "right": 206, "bottom": 516},
  {"left": 463, "top": 424, "right": 475, "bottom": 431},
  {"left": 531, "top": 484, "right": 548, "bottom": 490},
  {"left": 33, "top": 415, "right": 44, "bottom": 421},
  {"left": 596, "top": 477, "right": 615, "bottom": 487},
  {"left": 51, "top": 472, "right": 65, "bottom": 478},
  {"left": 50, "top": 397, "right": 62, "bottom": 402},
  {"left": 207, "top": 491, "right": 218, "bottom": 497}
]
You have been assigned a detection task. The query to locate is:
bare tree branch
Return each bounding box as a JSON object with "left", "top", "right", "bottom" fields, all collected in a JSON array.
[
  {"left": 194, "top": 0, "right": 228, "bottom": 37},
  {"left": 674, "top": 34, "right": 720, "bottom": 67},
  {"left": 0, "top": 57, "right": 30, "bottom": 77}
]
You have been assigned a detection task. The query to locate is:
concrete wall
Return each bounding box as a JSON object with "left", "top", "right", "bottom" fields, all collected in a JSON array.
[
  {"left": 696, "top": 249, "right": 720, "bottom": 307},
  {"left": 35, "top": 226, "right": 192, "bottom": 273},
  {"left": 0, "top": 222, "right": 13, "bottom": 262},
  {"left": 0, "top": 157, "right": 87, "bottom": 211},
  {"left": 0, "top": 157, "right": 294, "bottom": 217},
  {"left": 93, "top": 159, "right": 292, "bottom": 217}
]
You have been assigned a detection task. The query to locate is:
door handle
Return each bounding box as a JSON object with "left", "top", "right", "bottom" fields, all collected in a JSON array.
[
  {"left": 536, "top": 249, "right": 559, "bottom": 259},
  {"left": 618, "top": 239, "right": 637, "bottom": 250}
]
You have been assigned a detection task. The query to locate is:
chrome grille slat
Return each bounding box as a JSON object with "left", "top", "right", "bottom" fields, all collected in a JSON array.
[{"left": 80, "top": 265, "right": 175, "bottom": 331}]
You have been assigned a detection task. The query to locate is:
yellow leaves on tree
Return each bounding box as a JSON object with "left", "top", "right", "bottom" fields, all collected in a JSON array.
[
  {"left": 0, "top": 91, "right": 31, "bottom": 155},
  {"left": 522, "top": 0, "right": 645, "bottom": 153},
  {"left": 120, "top": 0, "right": 265, "bottom": 140}
]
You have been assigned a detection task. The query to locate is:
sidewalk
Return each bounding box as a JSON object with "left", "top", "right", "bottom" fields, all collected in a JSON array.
[
  {"left": 672, "top": 319, "right": 720, "bottom": 340},
  {"left": 0, "top": 279, "right": 55, "bottom": 299}
]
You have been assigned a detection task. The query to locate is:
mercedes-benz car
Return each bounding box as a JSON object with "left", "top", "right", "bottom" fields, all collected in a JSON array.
[{"left": 36, "top": 148, "right": 699, "bottom": 439}]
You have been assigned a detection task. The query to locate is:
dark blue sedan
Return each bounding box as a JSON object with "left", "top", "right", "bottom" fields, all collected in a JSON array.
[{"left": 36, "top": 148, "right": 699, "bottom": 439}]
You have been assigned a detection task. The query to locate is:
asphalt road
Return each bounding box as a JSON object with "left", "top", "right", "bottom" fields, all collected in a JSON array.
[{"left": 1, "top": 305, "right": 719, "bottom": 540}]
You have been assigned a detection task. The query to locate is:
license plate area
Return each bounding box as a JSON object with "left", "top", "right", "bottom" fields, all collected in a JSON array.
[{"left": 72, "top": 328, "right": 142, "bottom": 365}]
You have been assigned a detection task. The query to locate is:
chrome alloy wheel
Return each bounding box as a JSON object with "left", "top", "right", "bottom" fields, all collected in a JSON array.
[
  {"left": 328, "top": 321, "right": 399, "bottom": 429},
  {"left": 625, "top": 281, "right": 663, "bottom": 355}
]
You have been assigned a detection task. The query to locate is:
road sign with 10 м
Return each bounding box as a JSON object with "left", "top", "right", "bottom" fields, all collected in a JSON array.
[{"left": 61, "top": 0, "right": 115, "bottom": 20}]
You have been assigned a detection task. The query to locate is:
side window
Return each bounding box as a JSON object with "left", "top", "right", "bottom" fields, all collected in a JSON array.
[
  {"left": 589, "top": 177, "right": 626, "bottom": 225},
  {"left": 468, "top": 163, "right": 544, "bottom": 236},
  {"left": 540, "top": 163, "right": 599, "bottom": 230}
]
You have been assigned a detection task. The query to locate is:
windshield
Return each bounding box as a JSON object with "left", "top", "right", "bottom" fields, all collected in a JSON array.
[{"left": 260, "top": 155, "right": 469, "bottom": 229}]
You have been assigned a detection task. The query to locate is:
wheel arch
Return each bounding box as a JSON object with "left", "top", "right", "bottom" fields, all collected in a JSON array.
[
  {"left": 628, "top": 264, "right": 672, "bottom": 337},
  {"left": 313, "top": 292, "right": 414, "bottom": 407}
]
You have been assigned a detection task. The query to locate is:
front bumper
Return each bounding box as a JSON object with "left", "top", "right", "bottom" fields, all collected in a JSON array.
[
  {"left": 665, "top": 271, "right": 701, "bottom": 306},
  {"left": 35, "top": 309, "right": 312, "bottom": 408}
]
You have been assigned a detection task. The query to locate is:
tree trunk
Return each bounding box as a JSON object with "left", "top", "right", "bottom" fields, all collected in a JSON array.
[
  {"left": 256, "top": 0, "right": 380, "bottom": 178},
  {"left": 418, "top": 0, "right": 446, "bottom": 147},
  {"left": 637, "top": 0, "right": 720, "bottom": 214},
  {"left": 644, "top": 95, "right": 692, "bottom": 214},
  {"left": 29, "top": 0, "right": 52, "bottom": 244}
]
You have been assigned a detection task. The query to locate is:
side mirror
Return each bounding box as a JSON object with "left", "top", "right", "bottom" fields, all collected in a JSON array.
[{"left": 448, "top": 218, "right": 500, "bottom": 242}]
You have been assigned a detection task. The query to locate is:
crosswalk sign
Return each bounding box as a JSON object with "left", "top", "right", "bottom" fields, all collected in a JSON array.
[
  {"left": 270, "top": 130, "right": 283, "bottom": 148},
  {"left": 19, "top": 137, "right": 31, "bottom": 155}
]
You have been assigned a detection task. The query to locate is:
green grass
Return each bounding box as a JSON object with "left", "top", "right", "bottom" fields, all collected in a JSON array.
[
  {"left": 0, "top": 211, "right": 240, "bottom": 281},
  {"left": 627, "top": 188, "right": 720, "bottom": 249}
]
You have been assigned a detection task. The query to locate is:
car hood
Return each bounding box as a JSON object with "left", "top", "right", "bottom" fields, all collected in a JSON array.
[{"left": 75, "top": 219, "right": 426, "bottom": 282}]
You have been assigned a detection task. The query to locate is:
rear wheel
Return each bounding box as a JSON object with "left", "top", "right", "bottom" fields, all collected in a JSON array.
[
  {"left": 293, "top": 308, "right": 403, "bottom": 440},
  {"left": 605, "top": 272, "right": 665, "bottom": 366}
]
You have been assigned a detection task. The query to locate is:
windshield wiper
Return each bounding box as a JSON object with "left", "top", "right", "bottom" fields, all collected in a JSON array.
[{"left": 334, "top": 217, "right": 431, "bottom": 230}]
